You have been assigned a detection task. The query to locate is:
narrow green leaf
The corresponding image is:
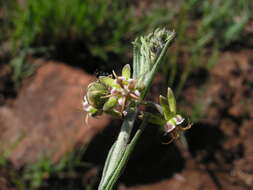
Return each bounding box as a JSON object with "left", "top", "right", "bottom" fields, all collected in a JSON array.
[
  {"left": 99, "top": 109, "right": 137, "bottom": 190},
  {"left": 105, "top": 117, "right": 148, "bottom": 190},
  {"left": 132, "top": 40, "right": 141, "bottom": 79},
  {"left": 98, "top": 142, "right": 116, "bottom": 190}
]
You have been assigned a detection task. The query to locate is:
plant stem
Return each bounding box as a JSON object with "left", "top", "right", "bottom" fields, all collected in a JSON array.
[
  {"left": 105, "top": 116, "right": 148, "bottom": 190},
  {"left": 98, "top": 109, "right": 137, "bottom": 190}
]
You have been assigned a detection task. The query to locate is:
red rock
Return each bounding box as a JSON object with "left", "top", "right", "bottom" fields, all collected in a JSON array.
[{"left": 0, "top": 61, "right": 110, "bottom": 168}]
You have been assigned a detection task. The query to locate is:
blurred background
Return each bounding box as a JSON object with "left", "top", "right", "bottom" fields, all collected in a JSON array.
[{"left": 0, "top": 0, "right": 253, "bottom": 189}]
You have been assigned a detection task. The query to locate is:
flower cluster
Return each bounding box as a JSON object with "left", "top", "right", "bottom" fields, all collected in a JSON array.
[
  {"left": 83, "top": 64, "right": 141, "bottom": 118},
  {"left": 82, "top": 29, "right": 189, "bottom": 143},
  {"left": 159, "top": 88, "right": 191, "bottom": 143},
  {"left": 140, "top": 87, "right": 191, "bottom": 143}
]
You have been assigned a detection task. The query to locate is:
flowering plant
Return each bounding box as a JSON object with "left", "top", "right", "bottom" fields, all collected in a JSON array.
[
  {"left": 83, "top": 64, "right": 141, "bottom": 118},
  {"left": 83, "top": 28, "right": 191, "bottom": 190}
]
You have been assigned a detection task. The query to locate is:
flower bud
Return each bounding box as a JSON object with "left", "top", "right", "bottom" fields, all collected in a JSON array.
[
  {"left": 103, "top": 96, "right": 118, "bottom": 111},
  {"left": 86, "top": 81, "right": 109, "bottom": 109},
  {"left": 121, "top": 64, "right": 131, "bottom": 79},
  {"left": 167, "top": 87, "right": 176, "bottom": 114}
]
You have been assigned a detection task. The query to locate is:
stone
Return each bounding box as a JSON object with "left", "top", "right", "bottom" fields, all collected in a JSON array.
[{"left": 0, "top": 61, "right": 110, "bottom": 168}]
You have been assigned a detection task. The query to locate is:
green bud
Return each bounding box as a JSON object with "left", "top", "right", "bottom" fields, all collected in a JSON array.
[
  {"left": 99, "top": 76, "right": 119, "bottom": 88},
  {"left": 103, "top": 96, "right": 118, "bottom": 111},
  {"left": 167, "top": 87, "right": 176, "bottom": 114},
  {"left": 159, "top": 95, "right": 172, "bottom": 121},
  {"left": 121, "top": 64, "right": 131, "bottom": 79},
  {"left": 86, "top": 81, "right": 109, "bottom": 109}
]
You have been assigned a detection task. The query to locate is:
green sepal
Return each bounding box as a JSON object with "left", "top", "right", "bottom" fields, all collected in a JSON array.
[
  {"left": 159, "top": 95, "right": 172, "bottom": 120},
  {"left": 99, "top": 76, "right": 119, "bottom": 88},
  {"left": 103, "top": 96, "right": 118, "bottom": 111},
  {"left": 122, "top": 64, "right": 131, "bottom": 79},
  {"left": 87, "top": 81, "right": 108, "bottom": 92},
  {"left": 167, "top": 87, "right": 176, "bottom": 114},
  {"left": 90, "top": 108, "right": 102, "bottom": 117}
]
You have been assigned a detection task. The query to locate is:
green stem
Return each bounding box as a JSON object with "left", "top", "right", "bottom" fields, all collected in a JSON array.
[
  {"left": 98, "top": 109, "right": 137, "bottom": 190},
  {"left": 104, "top": 116, "right": 148, "bottom": 190}
]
